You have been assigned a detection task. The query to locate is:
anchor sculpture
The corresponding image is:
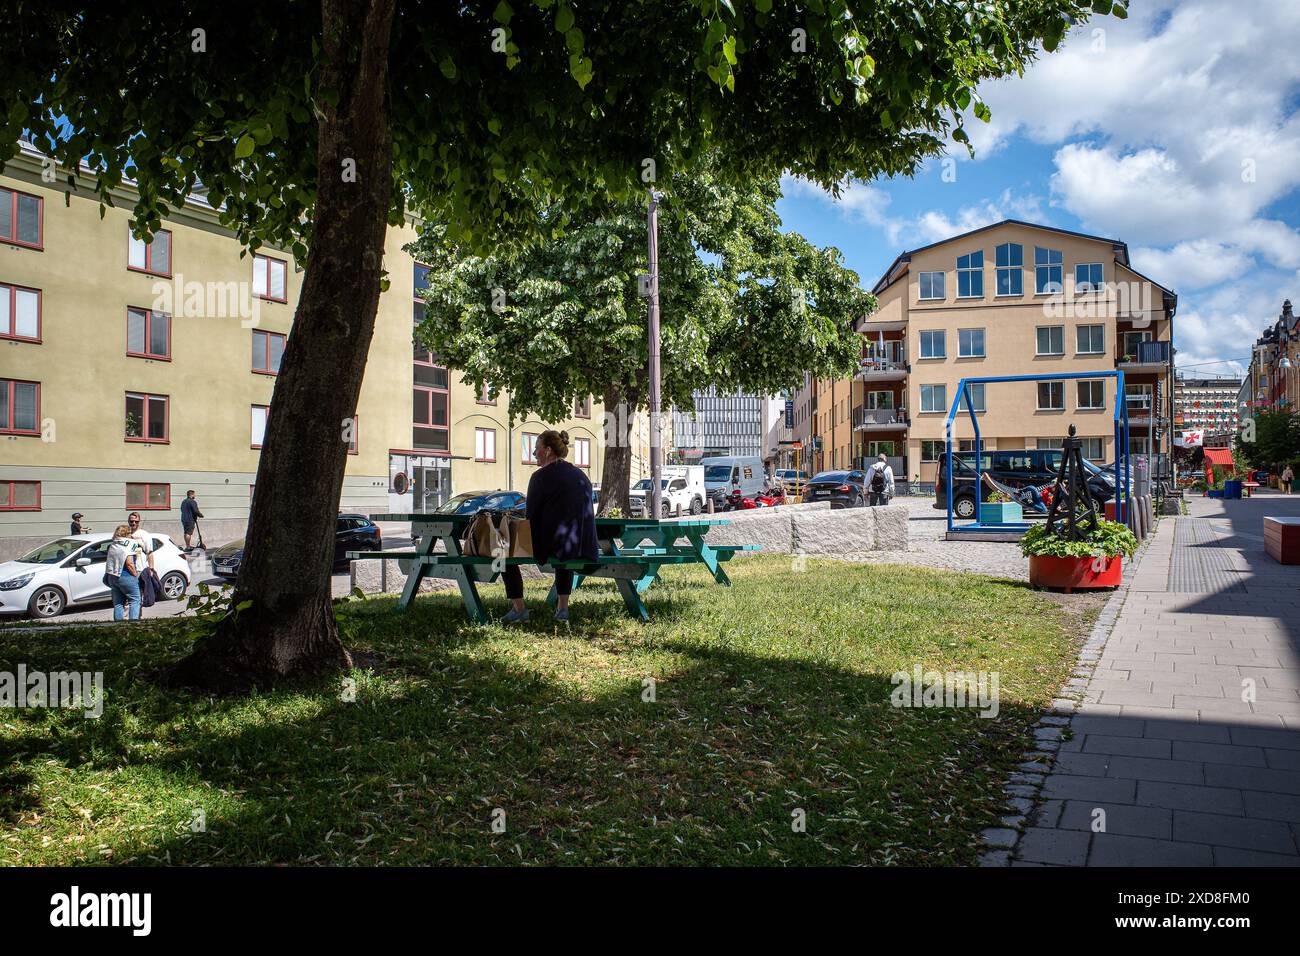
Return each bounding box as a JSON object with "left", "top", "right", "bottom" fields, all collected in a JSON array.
[{"left": 1044, "top": 424, "right": 1100, "bottom": 541}]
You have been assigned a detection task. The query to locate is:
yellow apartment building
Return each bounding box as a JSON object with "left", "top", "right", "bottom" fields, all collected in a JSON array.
[
  {"left": 846, "top": 220, "right": 1176, "bottom": 484},
  {"left": 0, "top": 142, "right": 603, "bottom": 557}
]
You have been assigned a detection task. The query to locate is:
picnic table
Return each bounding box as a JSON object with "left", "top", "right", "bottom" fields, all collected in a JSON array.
[{"left": 351, "top": 513, "right": 756, "bottom": 623}]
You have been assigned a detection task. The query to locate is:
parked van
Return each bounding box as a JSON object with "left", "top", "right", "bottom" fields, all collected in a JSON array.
[
  {"left": 629, "top": 466, "right": 707, "bottom": 517},
  {"left": 701, "top": 456, "right": 766, "bottom": 509},
  {"left": 935, "top": 448, "right": 1111, "bottom": 519}
]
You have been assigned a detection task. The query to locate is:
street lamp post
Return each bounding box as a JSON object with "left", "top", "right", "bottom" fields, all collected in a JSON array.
[{"left": 646, "top": 190, "right": 663, "bottom": 521}]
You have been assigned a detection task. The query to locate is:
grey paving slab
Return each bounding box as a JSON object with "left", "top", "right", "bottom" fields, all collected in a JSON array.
[
  {"left": 1017, "top": 827, "right": 1090, "bottom": 866},
  {"left": 1172, "top": 810, "right": 1296, "bottom": 853}
]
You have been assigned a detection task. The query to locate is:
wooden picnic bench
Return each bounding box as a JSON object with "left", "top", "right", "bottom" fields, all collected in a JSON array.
[{"left": 349, "top": 513, "right": 757, "bottom": 622}]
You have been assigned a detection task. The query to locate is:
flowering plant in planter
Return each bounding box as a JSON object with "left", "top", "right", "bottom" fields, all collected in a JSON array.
[{"left": 1020, "top": 519, "right": 1138, "bottom": 560}]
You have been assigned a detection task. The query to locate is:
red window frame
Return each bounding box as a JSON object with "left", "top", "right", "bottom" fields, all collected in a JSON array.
[
  {"left": 251, "top": 404, "right": 269, "bottom": 449},
  {"left": 124, "top": 391, "right": 170, "bottom": 444},
  {"left": 253, "top": 253, "right": 288, "bottom": 303},
  {"left": 125, "top": 482, "right": 170, "bottom": 511},
  {"left": 0, "top": 480, "right": 41, "bottom": 512},
  {"left": 252, "top": 329, "right": 286, "bottom": 375},
  {"left": 0, "top": 187, "right": 43, "bottom": 250},
  {"left": 127, "top": 228, "right": 173, "bottom": 278},
  {"left": 474, "top": 427, "right": 497, "bottom": 463},
  {"left": 0, "top": 378, "right": 40, "bottom": 435},
  {"left": 125, "top": 307, "right": 171, "bottom": 360},
  {"left": 521, "top": 431, "right": 539, "bottom": 464},
  {"left": 476, "top": 383, "right": 496, "bottom": 405},
  {"left": 574, "top": 437, "right": 591, "bottom": 469},
  {"left": 346, "top": 414, "right": 359, "bottom": 455},
  {"left": 0, "top": 282, "right": 41, "bottom": 343}
]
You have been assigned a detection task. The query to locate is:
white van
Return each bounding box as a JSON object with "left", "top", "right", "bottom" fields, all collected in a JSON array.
[
  {"left": 701, "top": 456, "right": 766, "bottom": 507},
  {"left": 629, "top": 465, "right": 707, "bottom": 517}
]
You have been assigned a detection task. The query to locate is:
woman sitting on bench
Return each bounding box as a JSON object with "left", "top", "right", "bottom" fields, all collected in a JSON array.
[{"left": 502, "top": 429, "right": 598, "bottom": 624}]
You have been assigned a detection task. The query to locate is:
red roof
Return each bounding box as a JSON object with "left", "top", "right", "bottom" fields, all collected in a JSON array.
[{"left": 1204, "top": 447, "right": 1234, "bottom": 467}]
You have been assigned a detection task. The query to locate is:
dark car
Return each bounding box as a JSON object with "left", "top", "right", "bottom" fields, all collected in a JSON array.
[
  {"left": 210, "top": 513, "right": 382, "bottom": 578},
  {"left": 803, "top": 470, "right": 867, "bottom": 508},
  {"left": 433, "top": 490, "right": 526, "bottom": 516},
  {"left": 935, "top": 449, "right": 1110, "bottom": 519}
]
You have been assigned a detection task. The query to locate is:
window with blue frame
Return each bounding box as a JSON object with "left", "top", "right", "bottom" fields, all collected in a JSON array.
[
  {"left": 1035, "top": 247, "right": 1063, "bottom": 293},
  {"left": 995, "top": 242, "right": 1023, "bottom": 295},
  {"left": 920, "top": 384, "right": 947, "bottom": 413},
  {"left": 956, "top": 250, "right": 984, "bottom": 297},
  {"left": 919, "top": 329, "right": 946, "bottom": 358},
  {"left": 1075, "top": 262, "right": 1104, "bottom": 292},
  {"left": 918, "top": 271, "right": 945, "bottom": 300}
]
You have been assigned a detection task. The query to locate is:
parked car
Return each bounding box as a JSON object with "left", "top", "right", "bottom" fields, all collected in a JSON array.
[
  {"left": 775, "top": 469, "right": 811, "bottom": 493},
  {"left": 434, "top": 490, "right": 526, "bottom": 516},
  {"left": 629, "top": 466, "right": 707, "bottom": 517},
  {"left": 935, "top": 449, "right": 1111, "bottom": 519},
  {"left": 210, "top": 513, "right": 382, "bottom": 579},
  {"left": 0, "top": 532, "right": 191, "bottom": 619},
  {"left": 803, "top": 470, "right": 867, "bottom": 508}
]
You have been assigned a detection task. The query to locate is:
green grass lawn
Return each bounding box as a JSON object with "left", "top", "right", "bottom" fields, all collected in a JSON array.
[{"left": 0, "top": 556, "right": 1092, "bottom": 866}]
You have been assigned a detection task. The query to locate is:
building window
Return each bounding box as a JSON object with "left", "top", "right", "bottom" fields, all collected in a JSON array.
[
  {"left": 1081, "top": 437, "right": 1103, "bottom": 461},
  {"left": 956, "top": 250, "right": 984, "bottom": 297},
  {"left": 865, "top": 390, "right": 894, "bottom": 409},
  {"left": 574, "top": 396, "right": 591, "bottom": 418},
  {"left": 1035, "top": 247, "right": 1063, "bottom": 294},
  {"left": 958, "top": 328, "right": 985, "bottom": 358},
  {"left": 1123, "top": 330, "right": 1153, "bottom": 357},
  {"left": 126, "top": 307, "right": 171, "bottom": 360},
  {"left": 918, "top": 271, "right": 945, "bottom": 300},
  {"left": 1075, "top": 262, "right": 1103, "bottom": 293},
  {"left": 0, "top": 480, "right": 40, "bottom": 511},
  {"left": 412, "top": 385, "right": 449, "bottom": 451},
  {"left": 0, "top": 186, "right": 42, "bottom": 249},
  {"left": 252, "top": 329, "right": 286, "bottom": 374},
  {"left": 521, "top": 432, "right": 539, "bottom": 464},
  {"left": 1036, "top": 326, "right": 1065, "bottom": 356},
  {"left": 0, "top": 379, "right": 39, "bottom": 434},
  {"left": 1077, "top": 380, "right": 1105, "bottom": 410},
  {"left": 920, "top": 440, "right": 944, "bottom": 462},
  {"left": 346, "top": 414, "right": 359, "bottom": 455},
  {"left": 125, "top": 392, "right": 169, "bottom": 442},
  {"left": 574, "top": 436, "right": 591, "bottom": 468},
  {"left": 995, "top": 242, "right": 1023, "bottom": 296},
  {"left": 959, "top": 382, "right": 986, "bottom": 413},
  {"left": 128, "top": 228, "right": 172, "bottom": 277},
  {"left": 1037, "top": 381, "right": 1065, "bottom": 411},
  {"left": 474, "top": 427, "right": 496, "bottom": 462},
  {"left": 251, "top": 405, "right": 269, "bottom": 448},
  {"left": 414, "top": 262, "right": 431, "bottom": 298},
  {"left": 920, "top": 384, "right": 947, "bottom": 413},
  {"left": 919, "top": 330, "right": 946, "bottom": 359},
  {"left": 476, "top": 382, "right": 496, "bottom": 405},
  {"left": 0, "top": 283, "right": 40, "bottom": 342},
  {"left": 252, "top": 253, "right": 288, "bottom": 302},
  {"left": 125, "top": 482, "right": 170, "bottom": 511},
  {"left": 1076, "top": 324, "right": 1105, "bottom": 355}
]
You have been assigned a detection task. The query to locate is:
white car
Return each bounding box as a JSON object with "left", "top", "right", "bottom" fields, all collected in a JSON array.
[{"left": 0, "top": 532, "right": 192, "bottom": 619}]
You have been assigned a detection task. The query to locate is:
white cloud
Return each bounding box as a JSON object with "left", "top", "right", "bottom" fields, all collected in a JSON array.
[{"left": 1130, "top": 240, "right": 1253, "bottom": 291}]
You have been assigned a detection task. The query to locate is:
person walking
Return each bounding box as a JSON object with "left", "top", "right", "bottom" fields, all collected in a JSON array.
[
  {"left": 70, "top": 513, "right": 90, "bottom": 535},
  {"left": 126, "top": 511, "right": 156, "bottom": 571},
  {"left": 105, "top": 524, "right": 143, "bottom": 621},
  {"left": 180, "top": 490, "right": 204, "bottom": 551},
  {"left": 501, "top": 430, "right": 598, "bottom": 624},
  {"left": 1282, "top": 464, "right": 1294, "bottom": 495},
  {"left": 866, "top": 453, "right": 894, "bottom": 506}
]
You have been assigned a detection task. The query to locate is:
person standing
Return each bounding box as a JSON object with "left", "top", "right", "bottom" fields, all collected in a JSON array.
[
  {"left": 501, "top": 430, "right": 598, "bottom": 624},
  {"left": 105, "top": 524, "right": 143, "bottom": 621},
  {"left": 126, "top": 511, "right": 156, "bottom": 571},
  {"left": 1282, "top": 464, "right": 1294, "bottom": 495},
  {"left": 70, "top": 513, "right": 90, "bottom": 535},
  {"left": 867, "top": 453, "right": 894, "bottom": 506},
  {"left": 180, "top": 490, "right": 204, "bottom": 551}
]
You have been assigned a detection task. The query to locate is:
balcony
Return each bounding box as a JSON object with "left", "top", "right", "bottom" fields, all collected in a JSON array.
[
  {"left": 856, "top": 355, "right": 910, "bottom": 381},
  {"left": 1125, "top": 393, "right": 1163, "bottom": 428},
  {"left": 853, "top": 406, "right": 909, "bottom": 431},
  {"left": 1118, "top": 340, "right": 1171, "bottom": 372}
]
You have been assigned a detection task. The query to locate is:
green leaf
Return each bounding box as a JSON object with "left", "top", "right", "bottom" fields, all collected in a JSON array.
[
  {"left": 722, "top": 37, "right": 737, "bottom": 66},
  {"left": 554, "top": 4, "right": 575, "bottom": 34},
  {"left": 754, "top": 0, "right": 772, "bottom": 11},
  {"left": 234, "top": 135, "right": 255, "bottom": 159},
  {"left": 439, "top": 55, "right": 457, "bottom": 80},
  {"left": 973, "top": 101, "right": 991, "bottom": 123},
  {"left": 493, "top": 1, "right": 514, "bottom": 25}
]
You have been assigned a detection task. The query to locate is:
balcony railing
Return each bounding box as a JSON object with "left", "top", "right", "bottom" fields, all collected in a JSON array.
[
  {"left": 857, "top": 354, "right": 909, "bottom": 378},
  {"left": 853, "top": 406, "right": 909, "bottom": 429},
  {"left": 855, "top": 455, "right": 906, "bottom": 477}
]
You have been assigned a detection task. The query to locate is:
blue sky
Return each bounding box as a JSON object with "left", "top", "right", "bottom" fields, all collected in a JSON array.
[{"left": 775, "top": 0, "right": 1300, "bottom": 379}]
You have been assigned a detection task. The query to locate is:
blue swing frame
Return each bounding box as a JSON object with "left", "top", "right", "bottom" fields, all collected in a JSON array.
[{"left": 944, "top": 370, "right": 1131, "bottom": 534}]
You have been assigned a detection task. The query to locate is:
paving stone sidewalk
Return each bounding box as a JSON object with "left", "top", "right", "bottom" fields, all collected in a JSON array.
[{"left": 993, "top": 493, "right": 1300, "bottom": 866}]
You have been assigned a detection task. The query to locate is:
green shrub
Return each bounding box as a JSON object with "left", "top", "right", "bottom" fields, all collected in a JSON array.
[{"left": 1020, "top": 518, "right": 1139, "bottom": 560}]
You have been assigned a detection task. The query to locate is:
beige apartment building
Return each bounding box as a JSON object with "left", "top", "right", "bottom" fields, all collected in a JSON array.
[
  {"left": 0, "top": 142, "right": 602, "bottom": 557},
  {"left": 844, "top": 220, "right": 1176, "bottom": 484}
]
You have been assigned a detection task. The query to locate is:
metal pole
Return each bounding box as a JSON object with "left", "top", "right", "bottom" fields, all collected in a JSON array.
[{"left": 647, "top": 191, "right": 663, "bottom": 521}]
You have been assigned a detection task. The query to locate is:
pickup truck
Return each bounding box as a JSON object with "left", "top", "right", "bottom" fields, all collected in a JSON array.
[{"left": 628, "top": 466, "right": 707, "bottom": 517}]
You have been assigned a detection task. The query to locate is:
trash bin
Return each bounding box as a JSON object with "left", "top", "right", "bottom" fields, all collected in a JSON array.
[{"left": 1223, "top": 479, "right": 1243, "bottom": 500}]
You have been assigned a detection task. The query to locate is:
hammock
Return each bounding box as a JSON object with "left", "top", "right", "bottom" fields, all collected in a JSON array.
[{"left": 981, "top": 472, "right": 1053, "bottom": 514}]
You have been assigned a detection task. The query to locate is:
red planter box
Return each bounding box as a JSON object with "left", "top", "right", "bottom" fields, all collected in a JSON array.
[{"left": 1029, "top": 554, "right": 1122, "bottom": 592}]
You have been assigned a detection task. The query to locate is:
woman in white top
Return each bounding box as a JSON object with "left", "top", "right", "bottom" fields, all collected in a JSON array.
[{"left": 106, "top": 524, "right": 143, "bottom": 621}]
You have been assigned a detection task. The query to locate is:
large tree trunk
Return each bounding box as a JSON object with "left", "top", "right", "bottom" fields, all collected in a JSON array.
[
  {"left": 166, "top": 0, "right": 396, "bottom": 692},
  {"left": 599, "top": 385, "right": 633, "bottom": 514}
]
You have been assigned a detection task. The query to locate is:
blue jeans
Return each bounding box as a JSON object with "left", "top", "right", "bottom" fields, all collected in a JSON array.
[{"left": 111, "top": 571, "right": 141, "bottom": 621}]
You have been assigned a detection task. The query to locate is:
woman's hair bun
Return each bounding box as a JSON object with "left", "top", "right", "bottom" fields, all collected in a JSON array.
[{"left": 560, "top": 430, "right": 569, "bottom": 442}]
